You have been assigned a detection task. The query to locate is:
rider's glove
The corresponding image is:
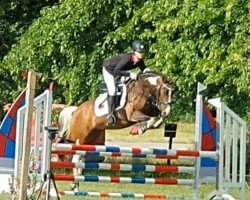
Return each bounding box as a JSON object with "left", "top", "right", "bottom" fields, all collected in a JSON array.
[
  {"left": 143, "top": 68, "right": 151, "bottom": 73},
  {"left": 130, "top": 73, "right": 138, "bottom": 80}
]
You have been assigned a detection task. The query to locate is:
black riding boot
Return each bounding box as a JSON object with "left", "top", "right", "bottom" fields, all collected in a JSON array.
[{"left": 107, "top": 95, "right": 116, "bottom": 125}]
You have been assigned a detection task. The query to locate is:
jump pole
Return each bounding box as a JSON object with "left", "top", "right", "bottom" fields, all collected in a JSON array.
[{"left": 18, "top": 71, "right": 39, "bottom": 200}]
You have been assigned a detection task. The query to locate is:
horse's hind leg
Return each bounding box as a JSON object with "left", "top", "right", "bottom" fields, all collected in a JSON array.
[
  {"left": 70, "top": 129, "right": 106, "bottom": 191},
  {"left": 70, "top": 139, "right": 82, "bottom": 192},
  {"left": 83, "top": 129, "right": 106, "bottom": 162}
]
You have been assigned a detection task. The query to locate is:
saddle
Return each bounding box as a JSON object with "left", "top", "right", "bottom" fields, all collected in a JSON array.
[{"left": 94, "top": 79, "right": 127, "bottom": 117}]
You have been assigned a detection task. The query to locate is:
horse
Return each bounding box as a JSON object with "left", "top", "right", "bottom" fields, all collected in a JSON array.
[{"left": 57, "top": 72, "right": 174, "bottom": 190}]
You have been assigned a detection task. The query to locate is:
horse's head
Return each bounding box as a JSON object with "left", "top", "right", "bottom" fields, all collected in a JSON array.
[{"left": 139, "top": 72, "right": 174, "bottom": 117}]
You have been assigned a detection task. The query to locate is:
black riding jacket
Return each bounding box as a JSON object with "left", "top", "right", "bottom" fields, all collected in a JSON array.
[{"left": 103, "top": 54, "right": 146, "bottom": 77}]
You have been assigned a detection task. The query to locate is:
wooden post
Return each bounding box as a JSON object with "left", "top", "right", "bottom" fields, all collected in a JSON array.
[{"left": 18, "top": 71, "right": 38, "bottom": 200}]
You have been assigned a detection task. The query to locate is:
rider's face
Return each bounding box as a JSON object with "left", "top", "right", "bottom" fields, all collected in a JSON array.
[{"left": 134, "top": 51, "right": 146, "bottom": 60}]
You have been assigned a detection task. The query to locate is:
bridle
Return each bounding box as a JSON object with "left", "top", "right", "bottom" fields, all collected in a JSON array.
[
  {"left": 127, "top": 77, "right": 173, "bottom": 114},
  {"left": 152, "top": 83, "right": 172, "bottom": 106}
]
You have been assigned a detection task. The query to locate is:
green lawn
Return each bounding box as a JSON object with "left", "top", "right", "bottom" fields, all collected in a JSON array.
[
  {"left": 106, "top": 122, "right": 195, "bottom": 144},
  {"left": 1, "top": 181, "right": 249, "bottom": 200},
  {"left": 1, "top": 122, "right": 249, "bottom": 199}
]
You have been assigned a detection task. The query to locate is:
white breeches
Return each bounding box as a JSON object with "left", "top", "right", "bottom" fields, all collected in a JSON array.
[{"left": 103, "top": 67, "right": 116, "bottom": 96}]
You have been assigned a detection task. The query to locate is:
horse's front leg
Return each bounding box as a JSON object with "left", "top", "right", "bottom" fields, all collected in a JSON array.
[
  {"left": 130, "top": 117, "right": 157, "bottom": 135},
  {"left": 137, "top": 116, "right": 164, "bottom": 134},
  {"left": 142, "top": 103, "right": 171, "bottom": 132},
  {"left": 137, "top": 117, "right": 157, "bottom": 134},
  {"left": 129, "top": 111, "right": 164, "bottom": 135},
  {"left": 152, "top": 116, "right": 164, "bottom": 128},
  {"left": 151, "top": 104, "right": 171, "bottom": 128}
]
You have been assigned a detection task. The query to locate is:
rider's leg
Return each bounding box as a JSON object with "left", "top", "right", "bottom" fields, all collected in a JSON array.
[
  {"left": 107, "top": 95, "right": 116, "bottom": 124},
  {"left": 103, "top": 67, "right": 116, "bottom": 125}
]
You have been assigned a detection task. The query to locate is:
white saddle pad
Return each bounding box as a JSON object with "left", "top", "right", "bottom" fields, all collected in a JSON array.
[{"left": 94, "top": 84, "right": 127, "bottom": 117}]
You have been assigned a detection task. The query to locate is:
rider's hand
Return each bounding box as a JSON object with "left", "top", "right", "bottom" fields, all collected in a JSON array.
[
  {"left": 143, "top": 68, "right": 151, "bottom": 73},
  {"left": 130, "top": 73, "right": 138, "bottom": 80}
]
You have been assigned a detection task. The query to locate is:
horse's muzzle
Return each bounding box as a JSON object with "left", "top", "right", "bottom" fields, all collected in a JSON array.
[{"left": 162, "top": 104, "right": 171, "bottom": 116}]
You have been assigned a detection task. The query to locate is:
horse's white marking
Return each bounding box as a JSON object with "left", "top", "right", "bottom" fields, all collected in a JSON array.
[
  {"left": 164, "top": 105, "right": 171, "bottom": 116},
  {"left": 167, "top": 88, "right": 172, "bottom": 104},
  {"left": 162, "top": 86, "right": 172, "bottom": 116},
  {"left": 145, "top": 77, "right": 159, "bottom": 86},
  {"left": 153, "top": 117, "right": 163, "bottom": 128}
]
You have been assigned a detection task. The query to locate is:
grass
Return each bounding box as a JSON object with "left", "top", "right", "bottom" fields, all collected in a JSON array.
[
  {"left": 1, "top": 122, "right": 249, "bottom": 199},
  {"left": 1, "top": 181, "right": 249, "bottom": 200},
  {"left": 106, "top": 122, "right": 195, "bottom": 144}
]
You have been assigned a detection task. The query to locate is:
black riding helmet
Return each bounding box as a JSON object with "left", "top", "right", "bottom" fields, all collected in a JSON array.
[{"left": 132, "top": 40, "right": 147, "bottom": 53}]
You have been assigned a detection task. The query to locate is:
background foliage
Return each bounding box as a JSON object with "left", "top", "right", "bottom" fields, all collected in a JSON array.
[{"left": 0, "top": 0, "right": 249, "bottom": 124}]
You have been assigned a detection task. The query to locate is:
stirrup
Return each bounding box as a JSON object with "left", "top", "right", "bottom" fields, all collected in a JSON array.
[{"left": 107, "top": 114, "right": 116, "bottom": 125}]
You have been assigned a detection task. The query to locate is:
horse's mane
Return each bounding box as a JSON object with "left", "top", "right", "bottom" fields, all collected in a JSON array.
[
  {"left": 138, "top": 72, "right": 162, "bottom": 79},
  {"left": 126, "top": 71, "right": 174, "bottom": 92}
]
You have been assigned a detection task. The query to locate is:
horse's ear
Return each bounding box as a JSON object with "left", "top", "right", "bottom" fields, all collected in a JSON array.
[{"left": 161, "top": 75, "right": 174, "bottom": 85}]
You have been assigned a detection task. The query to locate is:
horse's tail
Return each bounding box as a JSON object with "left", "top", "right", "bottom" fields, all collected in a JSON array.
[{"left": 58, "top": 106, "right": 78, "bottom": 140}]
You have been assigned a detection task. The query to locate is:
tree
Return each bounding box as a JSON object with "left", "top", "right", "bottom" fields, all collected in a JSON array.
[{"left": 0, "top": 0, "right": 59, "bottom": 59}]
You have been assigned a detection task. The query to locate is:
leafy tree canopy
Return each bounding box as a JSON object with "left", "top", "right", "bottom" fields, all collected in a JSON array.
[{"left": 0, "top": 0, "right": 59, "bottom": 59}]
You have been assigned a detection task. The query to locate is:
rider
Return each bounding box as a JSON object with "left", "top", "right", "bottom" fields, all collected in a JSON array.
[{"left": 102, "top": 40, "right": 150, "bottom": 125}]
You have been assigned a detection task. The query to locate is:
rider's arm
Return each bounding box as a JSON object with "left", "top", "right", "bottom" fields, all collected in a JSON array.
[
  {"left": 138, "top": 60, "right": 151, "bottom": 73},
  {"left": 137, "top": 60, "right": 146, "bottom": 72}
]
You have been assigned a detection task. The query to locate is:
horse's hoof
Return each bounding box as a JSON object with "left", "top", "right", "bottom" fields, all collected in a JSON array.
[
  {"left": 70, "top": 183, "right": 75, "bottom": 190},
  {"left": 70, "top": 183, "right": 79, "bottom": 191},
  {"left": 130, "top": 125, "right": 139, "bottom": 135}
]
